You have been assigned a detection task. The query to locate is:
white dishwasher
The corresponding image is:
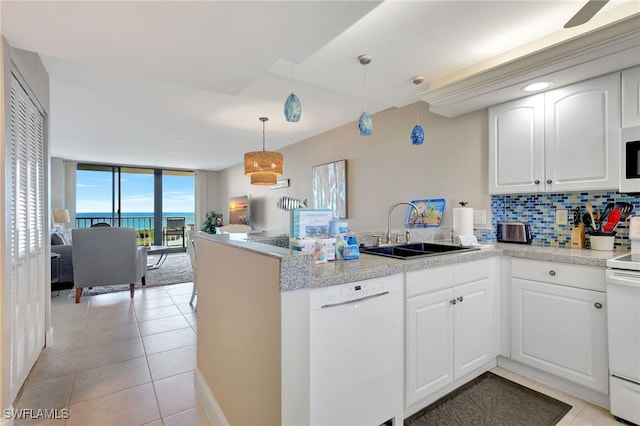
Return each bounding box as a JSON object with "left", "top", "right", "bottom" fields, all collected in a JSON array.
[{"left": 310, "top": 274, "right": 404, "bottom": 426}]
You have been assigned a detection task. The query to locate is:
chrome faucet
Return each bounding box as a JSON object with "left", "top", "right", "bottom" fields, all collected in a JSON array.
[{"left": 387, "top": 201, "right": 419, "bottom": 244}]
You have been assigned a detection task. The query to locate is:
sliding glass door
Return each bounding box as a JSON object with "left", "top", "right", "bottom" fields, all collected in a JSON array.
[
  {"left": 76, "top": 165, "right": 119, "bottom": 226},
  {"left": 76, "top": 164, "right": 194, "bottom": 247}
]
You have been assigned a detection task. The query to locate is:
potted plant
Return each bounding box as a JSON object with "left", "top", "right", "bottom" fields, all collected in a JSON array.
[{"left": 202, "top": 211, "right": 223, "bottom": 234}]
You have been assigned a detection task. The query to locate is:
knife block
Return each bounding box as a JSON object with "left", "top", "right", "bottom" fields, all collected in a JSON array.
[{"left": 570, "top": 223, "right": 586, "bottom": 248}]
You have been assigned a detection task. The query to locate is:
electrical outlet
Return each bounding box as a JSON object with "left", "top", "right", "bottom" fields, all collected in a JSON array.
[
  {"left": 473, "top": 210, "right": 486, "bottom": 225},
  {"left": 556, "top": 209, "right": 568, "bottom": 225}
]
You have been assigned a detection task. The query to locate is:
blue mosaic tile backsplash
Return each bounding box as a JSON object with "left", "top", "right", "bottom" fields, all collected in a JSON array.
[{"left": 490, "top": 191, "right": 640, "bottom": 249}]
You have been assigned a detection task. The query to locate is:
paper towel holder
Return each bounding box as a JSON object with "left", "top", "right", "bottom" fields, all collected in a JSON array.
[{"left": 453, "top": 201, "right": 474, "bottom": 240}]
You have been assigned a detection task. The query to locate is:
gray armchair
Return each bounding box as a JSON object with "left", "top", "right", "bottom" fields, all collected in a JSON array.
[{"left": 71, "top": 227, "right": 148, "bottom": 303}]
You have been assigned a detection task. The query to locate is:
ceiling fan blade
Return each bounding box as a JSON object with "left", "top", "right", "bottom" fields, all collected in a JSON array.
[{"left": 564, "top": 0, "right": 609, "bottom": 28}]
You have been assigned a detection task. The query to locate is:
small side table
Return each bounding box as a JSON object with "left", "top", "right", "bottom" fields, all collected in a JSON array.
[
  {"left": 146, "top": 245, "right": 169, "bottom": 270},
  {"left": 51, "top": 253, "right": 61, "bottom": 295}
]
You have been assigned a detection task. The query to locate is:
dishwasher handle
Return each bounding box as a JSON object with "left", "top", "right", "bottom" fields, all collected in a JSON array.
[{"left": 321, "top": 291, "right": 390, "bottom": 309}]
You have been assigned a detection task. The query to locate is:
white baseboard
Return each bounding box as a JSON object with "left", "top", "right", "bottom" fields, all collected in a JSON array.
[
  {"left": 194, "top": 369, "right": 229, "bottom": 426},
  {"left": 497, "top": 356, "right": 610, "bottom": 409},
  {"left": 45, "top": 327, "right": 54, "bottom": 347}
]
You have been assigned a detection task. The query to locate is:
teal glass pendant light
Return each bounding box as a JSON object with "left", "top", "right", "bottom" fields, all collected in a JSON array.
[
  {"left": 410, "top": 76, "right": 425, "bottom": 145},
  {"left": 359, "top": 112, "right": 373, "bottom": 135},
  {"left": 284, "top": 63, "right": 301, "bottom": 122},
  {"left": 357, "top": 54, "right": 373, "bottom": 136},
  {"left": 411, "top": 121, "right": 424, "bottom": 145}
]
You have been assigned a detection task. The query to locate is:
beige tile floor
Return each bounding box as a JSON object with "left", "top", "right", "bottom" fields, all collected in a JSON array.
[
  {"left": 13, "top": 283, "right": 622, "bottom": 426},
  {"left": 13, "top": 283, "right": 211, "bottom": 426}
]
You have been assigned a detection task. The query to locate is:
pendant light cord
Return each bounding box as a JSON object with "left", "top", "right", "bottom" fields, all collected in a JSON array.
[
  {"left": 362, "top": 64, "right": 367, "bottom": 111},
  {"left": 291, "top": 63, "right": 295, "bottom": 93},
  {"left": 262, "top": 120, "right": 266, "bottom": 152},
  {"left": 412, "top": 76, "right": 425, "bottom": 126}
]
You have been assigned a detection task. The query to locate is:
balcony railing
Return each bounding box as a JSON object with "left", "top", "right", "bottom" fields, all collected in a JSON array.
[{"left": 75, "top": 215, "right": 195, "bottom": 247}]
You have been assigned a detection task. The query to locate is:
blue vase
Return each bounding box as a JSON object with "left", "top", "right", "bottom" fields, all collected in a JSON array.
[
  {"left": 411, "top": 124, "right": 424, "bottom": 145},
  {"left": 284, "top": 93, "right": 301, "bottom": 122},
  {"left": 358, "top": 112, "right": 373, "bottom": 136}
]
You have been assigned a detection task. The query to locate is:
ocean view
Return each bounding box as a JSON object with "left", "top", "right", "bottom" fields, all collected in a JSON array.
[{"left": 76, "top": 212, "right": 196, "bottom": 230}]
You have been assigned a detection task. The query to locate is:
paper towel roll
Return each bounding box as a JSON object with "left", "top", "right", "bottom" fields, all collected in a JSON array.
[{"left": 453, "top": 207, "right": 473, "bottom": 236}]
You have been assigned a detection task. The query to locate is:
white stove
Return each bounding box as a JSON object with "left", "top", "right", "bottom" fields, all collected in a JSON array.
[
  {"left": 606, "top": 252, "right": 640, "bottom": 271},
  {"left": 605, "top": 216, "right": 640, "bottom": 425}
]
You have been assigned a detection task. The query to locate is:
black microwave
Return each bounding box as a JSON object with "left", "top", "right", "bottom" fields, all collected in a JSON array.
[{"left": 621, "top": 126, "right": 640, "bottom": 193}]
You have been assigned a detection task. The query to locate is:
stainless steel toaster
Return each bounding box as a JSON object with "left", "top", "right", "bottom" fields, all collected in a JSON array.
[{"left": 497, "top": 222, "right": 533, "bottom": 244}]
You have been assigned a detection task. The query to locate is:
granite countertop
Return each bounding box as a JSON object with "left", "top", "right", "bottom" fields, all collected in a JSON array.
[
  {"left": 311, "top": 247, "right": 501, "bottom": 288},
  {"left": 496, "top": 242, "right": 626, "bottom": 267},
  {"left": 197, "top": 233, "right": 626, "bottom": 291}
]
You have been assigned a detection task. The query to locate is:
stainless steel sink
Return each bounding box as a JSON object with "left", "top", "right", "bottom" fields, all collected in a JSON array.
[{"left": 360, "top": 242, "right": 478, "bottom": 259}]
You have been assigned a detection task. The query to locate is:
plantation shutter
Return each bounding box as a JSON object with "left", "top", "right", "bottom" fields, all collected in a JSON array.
[{"left": 7, "top": 73, "right": 46, "bottom": 403}]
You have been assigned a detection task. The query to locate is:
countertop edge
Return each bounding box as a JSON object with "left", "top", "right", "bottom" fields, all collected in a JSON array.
[{"left": 196, "top": 234, "right": 624, "bottom": 291}]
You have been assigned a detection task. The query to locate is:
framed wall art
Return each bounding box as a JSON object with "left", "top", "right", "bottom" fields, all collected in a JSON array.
[{"left": 312, "top": 159, "right": 347, "bottom": 219}]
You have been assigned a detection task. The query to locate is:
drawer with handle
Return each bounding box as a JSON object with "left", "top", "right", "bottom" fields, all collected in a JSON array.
[{"left": 511, "top": 258, "right": 605, "bottom": 292}]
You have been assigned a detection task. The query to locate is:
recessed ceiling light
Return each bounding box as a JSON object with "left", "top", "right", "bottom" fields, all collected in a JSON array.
[{"left": 523, "top": 81, "right": 553, "bottom": 92}]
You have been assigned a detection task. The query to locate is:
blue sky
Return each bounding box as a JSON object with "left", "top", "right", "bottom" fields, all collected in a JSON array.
[{"left": 76, "top": 170, "right": 194, "bottom": 213}]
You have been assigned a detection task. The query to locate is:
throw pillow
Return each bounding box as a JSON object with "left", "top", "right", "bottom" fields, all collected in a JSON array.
[{"left": 51, "top": 232, "right": 67, "bottom": 245}]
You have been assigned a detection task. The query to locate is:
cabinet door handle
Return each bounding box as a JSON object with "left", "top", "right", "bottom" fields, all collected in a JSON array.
[
  {"left": 594, "top": 302, "right": 603, "bottom": 309},
  {"left": 450, "top": 299, "right": 456, "bottom": 305},
  {"left": 546, "top": 179, "right": 553, "bottom": 184},
  {"left": 534, "top": 179, "right": 540, "bottom": 185},
  {"left": 457, "top": 296, "right": 464, "bottom": 303},
  {"left": 549, "top": 270, "right": 556, "bottom": 276}
]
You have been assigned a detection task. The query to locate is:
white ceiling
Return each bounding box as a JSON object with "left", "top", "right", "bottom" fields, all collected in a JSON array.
[{"left": 2, "top": 0, "right": 638, "bottom": 171}]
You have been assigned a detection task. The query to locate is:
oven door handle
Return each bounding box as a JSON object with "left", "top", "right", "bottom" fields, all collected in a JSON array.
[{"left": 607, "top": 270, "right": 640, "bottom": 288}]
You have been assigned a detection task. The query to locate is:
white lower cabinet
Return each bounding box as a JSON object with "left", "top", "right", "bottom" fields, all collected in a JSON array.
[
  {"left": 454, "top": 279, "right": 492, "bottom": 379},
  {"left": 406, "top": 259, "right": 496, "bottom": 407},
  {"left": 406, "top": 286, "right": 453, "bottom": 403},
  {"left": 510, "top": 259, "right": 608, "bottom": 393}
]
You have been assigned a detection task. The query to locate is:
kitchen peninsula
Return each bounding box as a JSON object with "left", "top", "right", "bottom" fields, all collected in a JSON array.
[{"left": 193, "top": 232, "right": 621, "bottom": 425}]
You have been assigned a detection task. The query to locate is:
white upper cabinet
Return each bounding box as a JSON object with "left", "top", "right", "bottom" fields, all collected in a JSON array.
[
  {"left": 622, "top": 66, "right": 640, "bottom": 129},
  {"left": 490, "top": 72, "right": 620, "bottom": 194},
  {"left": 545, "top": 73, "right": 620, "bottom": 192},
  {"left": 489, "top": 94, "right": 545, "bottom": 194}
]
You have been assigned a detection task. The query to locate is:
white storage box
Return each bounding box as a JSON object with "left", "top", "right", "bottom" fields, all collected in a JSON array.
[{"left": 291, "top": 238, "right": 317, "bottom": 254}]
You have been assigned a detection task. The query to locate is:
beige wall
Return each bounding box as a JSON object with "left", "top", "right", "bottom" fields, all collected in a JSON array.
[
  {"left": 196, "top": 236, "right": 282, "bottom": 425},
  {"left": 50, "top": 158, "right": 77, "bottom": 224},
  {"left": 208, "top": 102, "right": 490, "bottom": 235}
]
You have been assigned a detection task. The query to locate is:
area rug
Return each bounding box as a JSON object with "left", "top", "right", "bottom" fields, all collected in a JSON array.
[
  {"left": 404, "top": 372, "right": 572, "bottom": 426},
  {"left": 78, "top": 252, "right": 193, "bottom": 296}
]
